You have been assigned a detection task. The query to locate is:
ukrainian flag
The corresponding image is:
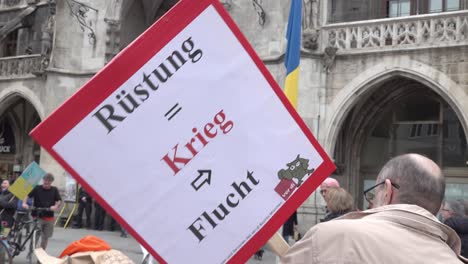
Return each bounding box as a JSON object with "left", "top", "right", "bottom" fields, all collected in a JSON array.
[{"left": 284, "top": 0, "right": 302, "bottom": 109}]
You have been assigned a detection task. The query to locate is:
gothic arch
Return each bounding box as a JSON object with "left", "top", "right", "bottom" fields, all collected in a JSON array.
[
  {"left": 323, "top": 58, "right": 468, "bottom": 157},
  {"left": 0, "top": 86, "right": 45, "bottom": 120},
  {"left": 0, "top": 86, "right": 43, "bottom": 176}
]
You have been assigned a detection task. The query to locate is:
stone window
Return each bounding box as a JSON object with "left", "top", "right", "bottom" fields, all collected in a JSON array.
[
  {"left": 329, "top": 0, "right": 465, "bottom": 23},
  {"left": 1, "top": 29, "right": 18, "bottom": 57},
  {"left": 388, "top": 0, "right": 411, "bottom": 17},
  {"left": 429, "top": 0, "right": 460, "bottom": 12}
]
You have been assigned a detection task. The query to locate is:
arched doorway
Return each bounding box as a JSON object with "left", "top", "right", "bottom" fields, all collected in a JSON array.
[
  {"left": 333, "top": 76, "right": 468, "bottom": 209},
  {"left": 0, "top": 95, "right": 41, "bottom": 181}
]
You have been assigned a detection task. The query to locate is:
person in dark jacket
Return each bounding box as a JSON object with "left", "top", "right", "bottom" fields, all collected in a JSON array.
[
  {"left": 442, "top": 200, "right": 468, "bottom": 258},
  {"left": 282, "top": 211, "right": 298, "bottom": 244},
  {"left": 94, "top": 200, "right": 105, "bottom": 231},
  {"left": 445, "top": 216, "right": 468, "bottom": 258},
  {"left": 73, "top": 186, "right": 92, "bottom": 229},
  {"left": 0, "top": 179, "right": 17, "bottom": 229}
]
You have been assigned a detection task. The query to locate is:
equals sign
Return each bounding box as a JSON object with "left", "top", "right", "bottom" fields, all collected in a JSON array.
[{"left": 165, "top": 103, "right": 182, "bottom": 121}]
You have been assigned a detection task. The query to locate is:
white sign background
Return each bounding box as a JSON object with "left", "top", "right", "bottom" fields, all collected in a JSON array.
[{"left": 51, "top": 5, "right": 324, "bottom": 264}]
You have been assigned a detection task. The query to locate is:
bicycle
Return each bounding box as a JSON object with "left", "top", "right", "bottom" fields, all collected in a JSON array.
[{"left": 0, "top": 207, "right": 53, "bottom": 264}]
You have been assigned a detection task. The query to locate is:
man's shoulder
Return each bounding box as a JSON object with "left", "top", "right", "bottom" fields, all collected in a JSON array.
[
  {"left": 313, "top": 218, "right": 374, "bottom": 236},
  {"left": 310, "top": 214, "right": 399, "bottom": 243}
]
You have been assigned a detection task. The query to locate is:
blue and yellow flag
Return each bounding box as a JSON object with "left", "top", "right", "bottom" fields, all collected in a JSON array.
[
  {"left": 9, "top": 161, "right": 46, "bottom": 200},
  {"left": 284, "top": 0, "right": 302, "bottom": 109}
]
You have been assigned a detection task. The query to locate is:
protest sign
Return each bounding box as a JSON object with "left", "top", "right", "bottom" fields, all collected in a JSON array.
[
  {"left": 9, "top": 161, "right": 46, "bottom": 200},
  {"left": 30, "top": 0, "right": 335, "bottom": 263}
]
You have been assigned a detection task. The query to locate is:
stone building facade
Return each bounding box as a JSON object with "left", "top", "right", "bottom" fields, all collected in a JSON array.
[
  {"left": 226, "top": 0, "right": 468, "bottom": 232},
  {"left": 1, "top": 0, "right": 468, "bottom": 233},
  {"left": 0, "top": 0, "right": 179, "bottom": 188}
]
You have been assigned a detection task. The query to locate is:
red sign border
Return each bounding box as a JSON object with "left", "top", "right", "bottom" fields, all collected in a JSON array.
[{"left": 31, "top": 0, "right": 336, "bottom": 263}]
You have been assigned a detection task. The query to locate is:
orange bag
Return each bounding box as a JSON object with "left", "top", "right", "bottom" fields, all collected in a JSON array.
[{"left": 59, "top": 235, "right": 111, "bottom": 258}]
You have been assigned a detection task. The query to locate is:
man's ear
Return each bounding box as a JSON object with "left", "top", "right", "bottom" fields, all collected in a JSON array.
[{"left": 383, "top": 179, "right": 394, "bottom": 205}]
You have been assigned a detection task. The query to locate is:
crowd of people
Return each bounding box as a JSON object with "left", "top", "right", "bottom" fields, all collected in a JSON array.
[
  {"left": 280, "top": 153, "right": 468, "bottom": 263},
  {"left": 0, "top": 154, "right": 467, "bottom": 263},
  {"left": 0, "top": 172, "right": 140, "bottom": 264},
  {"left": 0, "top": 173, "right": 128, "bottom": 254},
  {"left": 0, "top": 173, "right": 63, "bottom": 251}
]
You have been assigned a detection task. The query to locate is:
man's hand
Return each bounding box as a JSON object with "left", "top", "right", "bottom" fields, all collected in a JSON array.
[
  {"left": 81, "top": 197, "right": 87, "bottom": 202},
  {"left": 22, "top": 202, "right": 29, "bottom": 209},
  {"left": 50, "top": 205, "right": 58, "bottom": 211}
]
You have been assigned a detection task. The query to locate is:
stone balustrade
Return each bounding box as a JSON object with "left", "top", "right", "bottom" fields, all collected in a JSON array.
[
  {"left": 0, "top": 54, "right": 45, "bottom": 79},
  {"left": 323, "top": 10, "right": 468, "bottom": 53},
  {"left": 0, "top": 0, "right": 27, "bottom": 9}
]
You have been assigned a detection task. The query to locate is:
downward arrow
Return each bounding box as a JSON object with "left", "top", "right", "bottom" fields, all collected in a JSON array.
[{"left": 191, "top": 169, "right": 212, "bottom": 191}]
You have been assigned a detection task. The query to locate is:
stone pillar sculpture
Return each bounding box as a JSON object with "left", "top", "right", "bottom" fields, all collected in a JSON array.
[
  {"left": 302, "top": 0, "right": 320, "bottom": 51},
  {"left": 40, "top": 13, "right": 54, "bottom": 69}
]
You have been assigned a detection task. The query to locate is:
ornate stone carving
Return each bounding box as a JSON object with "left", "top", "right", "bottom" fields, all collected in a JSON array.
[
  {"left": 322, "top": 46, "right": 338, "bottom": 74},
  {"left": 325, "top": 11, "right": 468, "bottom": 53},
  {"left": 302, "top": 0, "right": 319, "bottom": 51},
  {"left": 5, "top": 0, "right": 21, "bottom": 6},
  {"left": 302, "top": 0, "right": 319, "bottom": 30},
  {"left": 0, "top": 55, "right": 44, "bottom": 79},
  {"left": 104, "top": 18, "right": 121, "bottom": 64},
  {"left": 40, "top": 6, "right": 55, "bottom": 70},
  {"left": 65, "top": 0, "right": 98, "bottom": 46},
  {"left": 252, "top": 0, "right": 266, "bottom": 26},
  {"left": 303, "top": 29, "right": 319, "bottom": 50}
]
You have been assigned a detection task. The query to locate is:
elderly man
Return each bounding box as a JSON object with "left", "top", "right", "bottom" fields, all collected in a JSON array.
[
  {"left": 319, "top": 177, "right": 340, "bottom": 201},
  {"left": 441, "top": 200, "right": 466, "bottom": 222},
  {"left": 281, "top": 154, "right": 468, "bottom": 263},
  {"left": 319, "top": 177, "right": 340, "bottom": 221}
]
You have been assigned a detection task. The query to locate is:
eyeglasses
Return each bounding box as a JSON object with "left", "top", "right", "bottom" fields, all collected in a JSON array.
[{"left": 363, "top": 180, "right": 400, "bottom": 205}]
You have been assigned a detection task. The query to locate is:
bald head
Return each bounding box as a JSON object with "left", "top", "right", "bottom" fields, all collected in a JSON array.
[
  {"left": 321, "top": 178, "right": 340, "bottom": 189},
  {"left": 320, "top": 177, "right": 340, "bottom": 201},
  {"left": 376, "top": 154, "right": 445, "bottom": 215}
]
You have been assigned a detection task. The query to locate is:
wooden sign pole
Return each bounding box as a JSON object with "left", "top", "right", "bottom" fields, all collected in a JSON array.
[{"left": 267, "top": 232, "right": 290, "bottom": 257}]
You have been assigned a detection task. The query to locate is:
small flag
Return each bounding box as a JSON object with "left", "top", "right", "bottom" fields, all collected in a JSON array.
[{"left": 9, "top": 161, "right": 45, "bottom": 200}]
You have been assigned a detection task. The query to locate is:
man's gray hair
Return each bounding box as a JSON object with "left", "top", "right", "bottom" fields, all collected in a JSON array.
[
  {"left": 458, "top": 199, "right": 468, "bottom": 215},
  {"left": 445, "top": 200, "right": 465, "bottom": 217},
  {"left": 377, "top": 154, "right": 445, "bottom": 215}
]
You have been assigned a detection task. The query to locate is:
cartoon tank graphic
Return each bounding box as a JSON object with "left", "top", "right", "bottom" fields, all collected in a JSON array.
[{"left": 278, "top": 155, "right": 315, "bottom": 186}]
